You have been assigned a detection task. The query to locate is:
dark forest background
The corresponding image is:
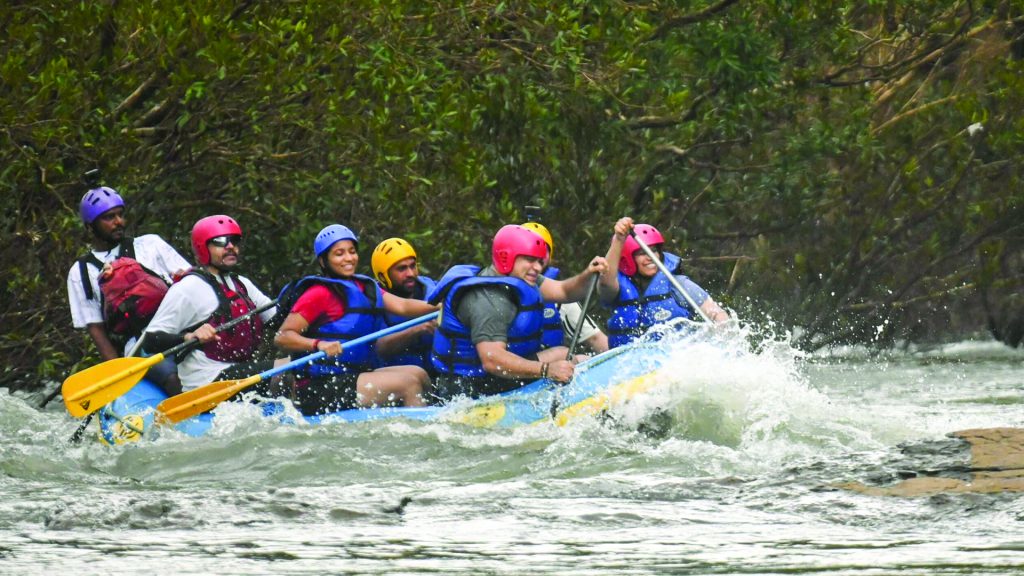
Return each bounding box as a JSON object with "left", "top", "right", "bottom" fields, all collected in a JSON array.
[{"left": 3, "top": 1, "right": 1023, "bottom": 391}]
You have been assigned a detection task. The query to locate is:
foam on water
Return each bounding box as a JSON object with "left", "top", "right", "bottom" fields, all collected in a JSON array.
[{"left": 552, "top": 321, "right": 921, "bottom": 481}]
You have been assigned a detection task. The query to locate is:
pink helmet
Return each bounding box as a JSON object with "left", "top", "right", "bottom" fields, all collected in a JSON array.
[
  {"left": 492, "top": 225, "right": 549, "bottom": 275},
  {"left": 619, "top": 224, "right": 665, "bottom": 276},
  {"left": 191, "top": 215, "right": 242, "bottom": 265}
]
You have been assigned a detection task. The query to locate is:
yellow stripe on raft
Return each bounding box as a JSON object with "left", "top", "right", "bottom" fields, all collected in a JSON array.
[
  {"left": 553, "top": 370, "right": 664, "bottom": 427},
  {"left": 447, "top": 403, "right": 507, "bottom": 427}
]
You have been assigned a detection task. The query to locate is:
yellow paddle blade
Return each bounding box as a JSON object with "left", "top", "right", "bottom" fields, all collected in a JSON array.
[
  {"left": 62, "top": 355, "right": 164, "bottom": 418},
  {"left": 156, "top": 374, "right": 262, "bottom": 424}
]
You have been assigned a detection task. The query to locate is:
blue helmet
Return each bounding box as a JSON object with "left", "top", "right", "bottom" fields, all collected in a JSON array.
[{"left": 314, "top": 224, "right": 358, "bottom": 258}]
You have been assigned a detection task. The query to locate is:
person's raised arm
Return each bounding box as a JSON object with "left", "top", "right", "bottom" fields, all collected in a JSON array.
[{"left": 597, "top": 217, "right": 633, "bottom": 303}]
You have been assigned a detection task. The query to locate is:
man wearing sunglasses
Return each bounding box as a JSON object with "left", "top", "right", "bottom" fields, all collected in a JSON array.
[{"left": 144, "top": 215, "right": 277, "bottom": 393}]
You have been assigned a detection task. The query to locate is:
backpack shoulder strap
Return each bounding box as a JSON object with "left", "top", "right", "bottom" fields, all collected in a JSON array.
[
  {"left": 120, "top": 237, "right": 136, "bottom": 260},
  {"left": 75, "top": 253, "right": 105, "bottom": 301}
]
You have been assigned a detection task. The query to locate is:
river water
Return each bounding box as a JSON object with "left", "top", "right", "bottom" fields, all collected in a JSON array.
[{"left": 2, "top": 325, "right": 1023, "bottom": 575}]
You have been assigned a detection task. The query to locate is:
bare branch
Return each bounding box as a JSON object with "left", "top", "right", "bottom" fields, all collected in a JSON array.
[
  {"left": 112, "top": 72, "right": 161, "bottom": 117},
  {"left": 647, "top": 0, "right": 742, "bottom": 42}
]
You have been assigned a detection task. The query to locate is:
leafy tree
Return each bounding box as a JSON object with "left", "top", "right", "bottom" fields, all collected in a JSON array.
[{"left": 2, "top": 1, "right": 1022, "bottom": 391}]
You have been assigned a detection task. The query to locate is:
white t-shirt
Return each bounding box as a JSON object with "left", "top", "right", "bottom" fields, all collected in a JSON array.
[
  {"left": 66, "top": 235, "right": 191, "bottom": 351},
  {"left": 144, "top": 273, "right": 277, "bottom": 390},
  {"left": 559, "top": 301, "right": 602, "bottom": 344}
]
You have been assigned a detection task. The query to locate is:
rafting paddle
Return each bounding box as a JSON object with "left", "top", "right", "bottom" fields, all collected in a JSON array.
[
  {"left": 156, "top": 311, "right": 440, "bottom": 424},
  {"left": 62, "top": 299, "right": 278, "bottom": 418},
  {"left": 630, "top": 231, "right": 711, "bottom": 323},
  {"left": 566, "top": 272, "right": 600, "bottom": 360}
]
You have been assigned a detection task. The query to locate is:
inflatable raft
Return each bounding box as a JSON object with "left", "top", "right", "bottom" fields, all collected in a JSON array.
[{"left": 97, "top": 341, "right": 673, "bottom": 445}]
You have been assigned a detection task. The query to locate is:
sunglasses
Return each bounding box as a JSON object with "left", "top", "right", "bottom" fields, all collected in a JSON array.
[{"left": 208, "top": 235, "right": 243, "bottom": 248}]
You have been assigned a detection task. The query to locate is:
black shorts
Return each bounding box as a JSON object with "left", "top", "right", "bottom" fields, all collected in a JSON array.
[
  {"left": 292, "top": 372, "right": 361, "bottom": 416},
  {"left": 216, "top": 358, "right": 277, "bottom": 400},
  {"left": 430, "top": 373, "right": 531, "bottom": 402}
]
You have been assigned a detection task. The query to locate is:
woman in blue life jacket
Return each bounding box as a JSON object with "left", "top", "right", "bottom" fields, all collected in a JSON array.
[
  {"left": 273, "top": 225, "right": 438, "bottom": 415},
  {"left": 597, "top": 217, "right": 729, "bottom": 348}
]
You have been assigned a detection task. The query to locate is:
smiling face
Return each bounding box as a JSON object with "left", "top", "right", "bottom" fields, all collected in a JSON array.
[
  {"left": 323, "top": 240, "right": 359, "bottom": 277},
  {"left": 508, "top": 255, "right": 545, "bottom": 286},
  {"left": 387, "top": 256, "right": 419, "bottom": 296},
  {"left": 631, "top": 247, "right": 662, "bottom": 278}
]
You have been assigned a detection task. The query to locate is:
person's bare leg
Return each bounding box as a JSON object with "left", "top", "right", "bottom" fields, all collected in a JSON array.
[{"left": 355, "top": 366, "right": 428, "bottom": 407}]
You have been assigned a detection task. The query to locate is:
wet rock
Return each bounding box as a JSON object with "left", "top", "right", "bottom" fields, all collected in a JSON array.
[{"left": 838, "top": 427, "right": 1024, "bottom": 496}]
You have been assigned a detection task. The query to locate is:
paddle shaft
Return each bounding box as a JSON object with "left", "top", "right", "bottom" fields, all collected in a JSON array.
[
  {"left": 154, "top": 297, "right": 280, "bottom": 360},
  {"left": 157, "top": 310, "right": 441, "bottom": 423},
  {"left": 630, "top": 232, "right": 711, "bottom": 323},
  {"left": 566, "top": 272, "right": 600, "bottom": 360},
  {"left": 39, "top": 382, "right": 63, "bottom": 409},
  {"left": 262, "top": 310, "right": 441, "bottom": 381}
]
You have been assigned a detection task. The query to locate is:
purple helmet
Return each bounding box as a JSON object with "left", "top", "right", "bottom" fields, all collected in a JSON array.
[{"left": 79, "top": 187, "right": 125, "bottom": 225}]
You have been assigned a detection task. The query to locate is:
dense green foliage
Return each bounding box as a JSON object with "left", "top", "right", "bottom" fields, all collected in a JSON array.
[{"left": 3, "top": 1, "right": 1023, "bottom": 390}]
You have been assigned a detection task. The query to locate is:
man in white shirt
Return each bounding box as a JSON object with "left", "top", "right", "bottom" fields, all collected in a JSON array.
[
  {"left": 144, "top": 215, "right": 277, "bottom": 392},
  {"left": 67, "top": 186, "right": 190, "bottom": 389}
]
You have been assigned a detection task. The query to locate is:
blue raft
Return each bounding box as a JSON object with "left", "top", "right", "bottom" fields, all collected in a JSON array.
[{"left": 97, "top": 342, "right": 672, "bottom": 445}]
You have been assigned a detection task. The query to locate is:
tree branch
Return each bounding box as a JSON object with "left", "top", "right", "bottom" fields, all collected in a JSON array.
[{"left": 647, "top": 0, "right": 742, "bottom": 42}]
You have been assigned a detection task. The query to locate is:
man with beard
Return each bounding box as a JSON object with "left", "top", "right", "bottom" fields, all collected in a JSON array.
[
  {"left": 370, "top": 237, "right": 438, "bottom": 372},
  {"left": 143, "top": 215, "right": 277, "bottom": 393},
  {"left": 67, "top": 186, "right": 190, "bottom": 387}
]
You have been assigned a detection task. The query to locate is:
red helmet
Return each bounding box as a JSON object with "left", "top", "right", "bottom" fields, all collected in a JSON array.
[
  {"left": 492, "top": 225, "right": 548, "bottom": 275},
  {"left": 192, "top": 215, "right": 242, "bottom": 265},
  {"left": 619, "top": 224, "right": 665, "bottom": 276}
]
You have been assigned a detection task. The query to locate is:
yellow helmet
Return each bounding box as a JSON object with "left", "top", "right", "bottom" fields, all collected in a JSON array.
[
  {"left": 371, "top": 238, "right": 418, "bottom": 289},
  {"left": 521, "top": 222, "right": 553, "bottom": 260}
]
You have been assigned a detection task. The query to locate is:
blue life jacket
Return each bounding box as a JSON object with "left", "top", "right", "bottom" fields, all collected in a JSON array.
[
  {"left": 376, "top": 275, "right": 437, "bottom": 369},
  {"left": 430, "top": 265, "right": 544, "bottom": 378},
  {"left": 540, "top": 267, "right": 564, "bottom": 348},
  {"left": 605, "top": 252, "right": 694, "bottom": 349},
  {"left": 285, "top": 274, "right": 385, "bottom": 376}
]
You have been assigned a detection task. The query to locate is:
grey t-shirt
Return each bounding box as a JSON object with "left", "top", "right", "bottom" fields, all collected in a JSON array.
[{"left": 454, "top": 265, "right": 545, "bottom": 344}]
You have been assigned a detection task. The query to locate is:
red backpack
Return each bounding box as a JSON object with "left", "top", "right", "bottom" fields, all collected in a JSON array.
[
  {"left": 78, "top": 239, "right": 171, "bottom": 338},
  {"left": 99, "top": 257, "right": 170, "bottom": 336}
]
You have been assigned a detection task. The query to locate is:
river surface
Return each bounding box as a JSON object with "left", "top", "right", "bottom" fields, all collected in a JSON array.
[{"left": 2, "top": 325, "right": 1024, "bottom": 575}]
